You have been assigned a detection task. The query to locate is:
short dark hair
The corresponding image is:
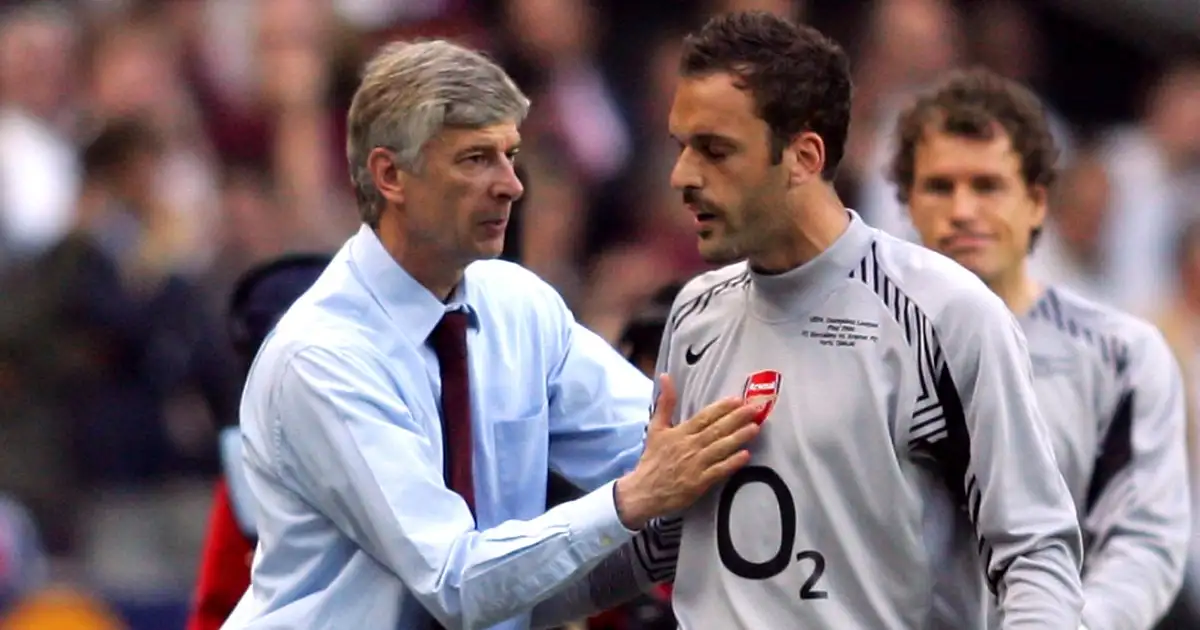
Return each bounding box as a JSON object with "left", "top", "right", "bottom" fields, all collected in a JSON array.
[
  {"left": 679, "top": 11, "right": 852, "bottom": 180},
  {"left": 889, "top": 67, "right": 1059, "bottom": 248}
]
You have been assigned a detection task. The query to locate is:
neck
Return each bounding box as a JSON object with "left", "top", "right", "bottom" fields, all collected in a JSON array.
[
  {"left": 986, "top": 261, "right": 1043, "bottom": 317},
  {"left": 748, "top": 186, "right": 849, "bottom": 274},
  {"left": 376, "top": 213, "right": 463, "bottom": 302}
]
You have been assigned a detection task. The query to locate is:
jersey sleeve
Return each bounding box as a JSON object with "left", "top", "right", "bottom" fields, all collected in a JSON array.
[
  {"left": 928, "top": 291, "right": 1085, "bottom": 629},
  {"left": 1078, "top": 325, "right": 1190, "bottom": 630}
]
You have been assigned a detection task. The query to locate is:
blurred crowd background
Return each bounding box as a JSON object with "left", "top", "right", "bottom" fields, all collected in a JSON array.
[{"left": 0, "top": 0, "right": 1196, "bottom": 627}]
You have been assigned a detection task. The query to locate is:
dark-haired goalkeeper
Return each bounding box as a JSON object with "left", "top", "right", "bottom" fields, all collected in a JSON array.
[{"left": 641, "top": 11, "right": 1085, "bottom": 630}]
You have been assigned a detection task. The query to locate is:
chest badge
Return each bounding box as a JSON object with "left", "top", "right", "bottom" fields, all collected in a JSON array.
[{"left": 742, "top": 370, "right": 782, "bottom": 425}]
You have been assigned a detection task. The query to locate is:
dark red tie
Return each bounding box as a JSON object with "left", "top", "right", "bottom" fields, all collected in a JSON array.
[
  {"left": 428, "top": 311, "right": 474, "bottom": 630},
  {"left": 428, "top": 311, "right": 475, "bottom": 516}
]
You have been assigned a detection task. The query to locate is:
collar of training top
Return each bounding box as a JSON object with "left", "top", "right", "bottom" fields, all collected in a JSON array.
[
  {"left": 748, "top": 209, "right": 874, "bottom": 322},
  {"left": 348, "top": 224, "right": 479, "bottom": 346}
]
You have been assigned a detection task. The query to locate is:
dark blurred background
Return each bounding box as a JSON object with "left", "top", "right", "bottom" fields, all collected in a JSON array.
[{"left": 0, "top": 0, "right": 1196, "bottom": 628}]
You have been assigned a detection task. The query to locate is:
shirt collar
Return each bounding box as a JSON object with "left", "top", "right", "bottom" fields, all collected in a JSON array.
[
  {"left": 348, "top": 224, "right": 479, "bottom": 346},
  {"left": 748, "top": 209, "right": 875, "bottom": 321}
]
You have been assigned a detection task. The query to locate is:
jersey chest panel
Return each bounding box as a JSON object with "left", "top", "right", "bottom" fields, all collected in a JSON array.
[
  {"left": 671, "top": 290, "right": 939, "bottom": 629},
  {"left": 1026, "top": 329, "right": 1106, "bottom": 507}
]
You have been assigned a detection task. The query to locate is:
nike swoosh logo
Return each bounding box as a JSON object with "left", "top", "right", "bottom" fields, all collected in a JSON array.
[{"left": 685, "top": 337, "right": 719, "bottom": 366}]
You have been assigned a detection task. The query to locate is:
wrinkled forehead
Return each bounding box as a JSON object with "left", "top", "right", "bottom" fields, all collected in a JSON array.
[
  {"left": 668, "top": 73, "right": 763, "bottom": 141},
  {"left": 428, "top": 121, "right": 522, "bottom": 154}
]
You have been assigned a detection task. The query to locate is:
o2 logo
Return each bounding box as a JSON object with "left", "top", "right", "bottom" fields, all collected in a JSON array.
[{"left": 715, "top": 465, "right": 829, "bottom": 601}]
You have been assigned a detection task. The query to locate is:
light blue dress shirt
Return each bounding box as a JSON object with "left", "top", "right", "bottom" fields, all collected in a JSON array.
[{"left": 223, "top": 225, "right": 652, "bottom": 630}]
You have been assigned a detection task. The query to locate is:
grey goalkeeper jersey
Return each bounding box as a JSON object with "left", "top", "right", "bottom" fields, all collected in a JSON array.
[
  {"left": 936, "top": 288, "right": 1191, "bottom": 630},
  {"left": 997, "top": 287, "right": 1187, "bottom": 630},
  {"left": 1027, "top": 288, "right": 1190, "bottom": 630},
  {"left": 657, "top": 213, "right": 1084, "bottom": 629}
]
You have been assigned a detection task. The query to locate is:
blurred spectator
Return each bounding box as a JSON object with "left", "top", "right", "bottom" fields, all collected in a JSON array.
[
  {"left": 506, "top": 143, "right": 590, "bottom": 298},
  {"left": 59, "top": 117, "right": 237, "bottom": 483},
  {"left": 85, "top": 5, "right": 220, "bottom": 273},
  {"left": 966, "top": 0, "right": 1075, "bottom": 162},
  {"left": 1029, "top": 147, "right": 1116, "bottom": 304},
  {"left": 502, "top": 0, "right": 630, "bottom": 187},
  {"left": 1154, "top": 217, "right": 1200, "bottom": 629},
  {"left": 0, "top": 496, "right": 47, "bottom": 614},
  {"left": 576, "top": 35, "right": 707, "bottom": 342},
  {"left": 0, "top": 3, "right": 81, "bottom": 262},
  {"left": 1157, "top": 219, "right": 1200, "bottom": 444},
  {"left": 1099, "top": 60, "right": 1200, "bottom": 313},
  {"left": 250, "top": 0, "right": 356, "bottom": 245},
  {"left": 0, "top": 118, "right": 238, "bottom": 591},
  {"left": 179, "top": 0, "right": 355, "bottom": 258},
  {"left": 970, "top": 0, "right": 1041, "bottom": 86},
  {"left": 845, "top": 0, "right": 964, "bottom": 235},
  {"left": 495, "top": 0, "right": 639, "bottom": 307},
  {"left": 201, "top": 164, "right": 292, "bottom": 306}
]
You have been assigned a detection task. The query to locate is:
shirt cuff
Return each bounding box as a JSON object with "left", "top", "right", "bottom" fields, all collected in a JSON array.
[{"left": 563, "top": 480, "right": 636, "bottom": 559}]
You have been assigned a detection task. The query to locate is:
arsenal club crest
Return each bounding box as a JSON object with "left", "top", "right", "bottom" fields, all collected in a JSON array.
[{"left": 742, "top": 370, "right": 782, "bottom": 425}]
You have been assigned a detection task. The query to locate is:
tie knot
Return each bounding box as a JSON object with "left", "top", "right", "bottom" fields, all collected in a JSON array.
[{"left": 430, "top": 310, "right": 469, "bottom": 358}]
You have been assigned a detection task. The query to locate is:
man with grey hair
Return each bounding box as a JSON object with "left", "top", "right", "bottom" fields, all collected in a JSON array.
[{"left": 224, "top": 39, "right": 760, "bottom": 630}]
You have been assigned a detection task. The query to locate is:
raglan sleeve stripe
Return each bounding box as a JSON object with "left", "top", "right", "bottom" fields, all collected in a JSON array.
[{"left": 1077, "top": 326, "right": 1190, "bottom": 630}]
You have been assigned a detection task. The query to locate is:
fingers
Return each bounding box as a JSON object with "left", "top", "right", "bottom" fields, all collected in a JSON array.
[
  {"left": 648, "top": 373, "right": 677, "bottom": 432},
  {"left": 700, "top": 450, "right": 752, "bottom": 487},
  {"left": 699, "top": 421, "right": 760, "bottom": 466},
  {"left": 679, "top": 396, "right": 744, "bottom": 434},
  {"left": 696, "top": 404, "right": 759, "bottom": 443}
]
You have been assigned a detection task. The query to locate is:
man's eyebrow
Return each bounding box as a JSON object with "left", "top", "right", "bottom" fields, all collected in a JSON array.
[
  {"left": 456, "top": 144, "right": 495, "bottom": 155},
  {"left": 695, "top": 133, "right": 733, "bottom": 145},
  {"left": 456, "top": 143, "right": 522, "bottom": 156},
  {"left": 675, "top": 132, "right": 739, "bottom": 149},
  {"left": 675, "top": 131, "right": 736, "bottom": 142}
]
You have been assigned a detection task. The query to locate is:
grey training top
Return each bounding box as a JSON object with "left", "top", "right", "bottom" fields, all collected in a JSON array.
[{"left": 939, "top": 285, "right": 1191, "bottom": 630}]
